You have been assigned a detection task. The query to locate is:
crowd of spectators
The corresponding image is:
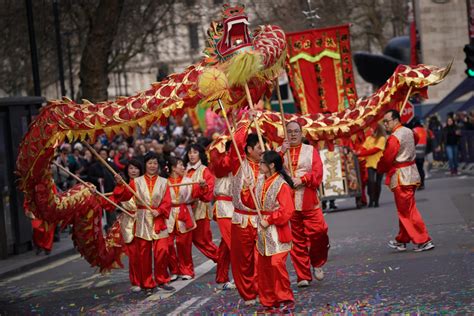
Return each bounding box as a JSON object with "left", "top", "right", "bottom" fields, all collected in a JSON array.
[
  {"left": 51, "top": 116, "right": 213, "bottom": 229},
  {"left": 419, "top": 110, "right": 474, "bottom": 176}
]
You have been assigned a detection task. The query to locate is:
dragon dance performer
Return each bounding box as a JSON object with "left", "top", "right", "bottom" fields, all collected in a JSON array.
[
  {"left": 183, "top": 143, "right": 219, "bottom": 263},
  {"left": 209, "top": 140, "right": 236, "bottom": 290},
  {"left": 30, "top": 218, "right": 55, "bottom": 255},
  {"left": 28, "top": 185, "right": 60, "bottom": 255},
  {"left": 104, "top": 159, "right": 144, "bottom": 291},
  {"left": 377, "top": 110, "right": 435, "bottom": 252},
  {"left": 228, "top": 114, "right": 267, "bottom": 305},
  {"left": 166, "top": 157, "right": 200, "bottom": 280},
  {"left": 113, "top": 152, "right": 175, "bottom": 292},
  {"left": 356, "top": 124, "right": 386, "bottom": 207},
  {"left": 279, "top": 121, "right": 329, "bottom": 287},
  {"left": 241, "top": 151, "right": 295, "bottom": 312}
]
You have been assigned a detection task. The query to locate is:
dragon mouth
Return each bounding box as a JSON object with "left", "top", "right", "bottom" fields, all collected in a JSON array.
[{"left": 217, "top": 16, "right": 252, "bottom": 58}]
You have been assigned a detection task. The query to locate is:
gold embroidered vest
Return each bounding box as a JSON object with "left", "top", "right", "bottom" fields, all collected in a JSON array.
[
  {"left": 134, "top": 175, "right": 169, "bottom": 240},
  {"left": 391, "top": 126, "right": 420, "bottom": 189},
  {"left": 214, "top": 173, "right": 234, "bottom": 218},
  {"left": 167, "top": 176, "right": 197, "bottom": 233},
  {"left": 187, "top": 163, "right": 212, "bottom": 221},
  {"left": 255, "top": 175, "right": 292, "bottom": 256},
  {"left": 231, "top": 159, "right": 259, "bottom": 228},
  {"left": 119, "top": 198, "right": 137, "bottom": 244}
]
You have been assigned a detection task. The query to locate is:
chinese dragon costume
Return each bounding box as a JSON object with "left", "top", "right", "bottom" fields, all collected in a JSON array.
[{"left": 16, "top": 3, "right": 449, "bottom": 272}]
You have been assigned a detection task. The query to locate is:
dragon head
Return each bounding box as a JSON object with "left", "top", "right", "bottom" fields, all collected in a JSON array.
[{"left": 206, "top": 4, "right": 253, "bottom": 63}]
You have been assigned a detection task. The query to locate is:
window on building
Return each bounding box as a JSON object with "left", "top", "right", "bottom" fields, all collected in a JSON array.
[
  {"left": 185, "top": 0, "right": 196, "bottom": 6},
  {"left": 213, "top": 0, "right": 223, "bottom": 4},
  {"left": 271, "top": 83, "right": 290, "bottom": 101},
  {"left": 188, "top": 23, "right": 199, "bottom": 50}
]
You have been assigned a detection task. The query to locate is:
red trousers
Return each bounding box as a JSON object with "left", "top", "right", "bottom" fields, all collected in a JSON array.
[
  {"left": 230, "top": 223, "right": 258, "bottom": 301},
  {"left": 126, "top": 237, "right": 170, "bottom": 289},
  {"left": 192, "top": 218, "right": 218, "bottom": 262},
  {"left": 393, "top": 185, "right": 431, "bottom": 244},
  {"left": 168, "top": 230, "right": 194, "bottom": 277},
  {"left": 258, "top": 251, "right": 294, "bottom": 308},
  {"left": 215, "top": 218, "right": 232, "bottom": 284},
  {"left": 31, "top": 219, "right": 54, "bottom": 251},
  {"left": 290, "top": 208, "right": 329, "bottom": 282}
]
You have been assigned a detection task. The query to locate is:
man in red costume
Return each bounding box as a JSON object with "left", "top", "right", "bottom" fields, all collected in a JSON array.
[
  {"left": 377, "top": 110, "right": 434, "bottom": 252},
  {"left": 209, "top": 140, "right": 236, "bottom": 290},
  {"left": 280, "top": 121, "right": 329, "bottom": 288},
  {"left": 114, "top": 152, "right": 175, "bottom": 292},
  {"left": 229, "top": 116, "right": 266, "bottom": 306}
]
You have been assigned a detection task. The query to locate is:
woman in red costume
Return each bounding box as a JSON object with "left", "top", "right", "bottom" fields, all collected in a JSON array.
[
  {"left": 183, "top": 143, "right": 218, "bottom": 263},
  {"left": 108, "top": 159, "right": 143, "bottom": 292},
  {"left": 241, "top": 151, "right": 295, "bottom": 313},
  {"left": 113, "top": 152, "right": 175, "bottom": 293},
  {"left": 166, "top": 156, "right": 205, "bottom": 281},
  {"left": 356, "top": 123, "right": 386, "bottom": 207}
]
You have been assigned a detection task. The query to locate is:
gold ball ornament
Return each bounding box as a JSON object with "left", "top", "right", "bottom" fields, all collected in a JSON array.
[{"left": 198, "top": 68, "right": 229, "bottom": 99}]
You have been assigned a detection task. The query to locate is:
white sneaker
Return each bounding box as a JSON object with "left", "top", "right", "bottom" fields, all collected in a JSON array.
[
  {"left": 313, "top": 267, "right": 324, "bottom": 281},
  {"left": 130, "top": 286, "right": 141, "bottom": 293},
  {"left": 218, "top": 281, "right": 236, "bottom": 290},
  {"left": 180, "top": 275, "right": 193, "bottom": 280},
  {"left": 413, "top": 240, "right": 435, "bottom": 252},
  {"left": 388, "top": 240, "right": 407, "bottom": 251},
  {"left": 244, "top": 299, "right": 256, "bottom": 306},
  {"left": 297, "top": 280, "right": 310, "bottom": 288},
  {"left": 170, "top": 274, "right": 178, "bottom": 282}
]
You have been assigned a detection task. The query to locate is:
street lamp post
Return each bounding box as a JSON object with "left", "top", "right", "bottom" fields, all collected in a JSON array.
[
  {"left": 65, "top": 32, "right": 75, "bottom": 99},
  {"left": 53, "top": 0, "right": 66, "bottom": 97},
  {"left": 25, "top": 0, "right": 41, "bottom": 96}
]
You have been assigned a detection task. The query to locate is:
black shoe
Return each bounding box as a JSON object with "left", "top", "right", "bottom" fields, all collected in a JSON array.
[
  {"left": 36, "top": 248, "right": 42, "bottom": 255},
  {"left": 373, "top": 202, "right": 379, "bottom": 208},
  {"left": 158, "top": 283, "right": 175, "bottom": 292},
  {"left": 329, "top": 203, "right": 337, "bottom": 210},
  {"left": 45, "top": 250, "right": 51, "bottom": 255},
  {"left": 145, "top": 289, "right": 154, "bottom": 296},
  {"left": 356, "top": 201, "right": 365, "bottom": 209},
  {"left": 368, "top": 201, "right": 374, "bottom": 207},
  {"left": 417, "top": 185, "right": 425, "bottom": 191}
]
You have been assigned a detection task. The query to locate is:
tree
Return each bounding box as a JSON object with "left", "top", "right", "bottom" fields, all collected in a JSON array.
[
  {"left": 78, "top": 0, "right": 124, "bottom": 102},
  {"left": 249, "top": 0, "right": 410, "bottom": 52},
  {"left": 0, "top": 0, "right": 178, "bottom": 101}
]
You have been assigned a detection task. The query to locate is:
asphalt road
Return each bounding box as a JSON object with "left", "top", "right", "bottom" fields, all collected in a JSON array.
[{"left": 0, "top": 172, "right": 473, "bottom": 314}]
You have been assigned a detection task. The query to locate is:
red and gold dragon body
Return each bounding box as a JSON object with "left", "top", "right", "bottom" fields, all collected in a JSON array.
[{"left": 16, "top": 4, "right": 448, "bottom": 272}]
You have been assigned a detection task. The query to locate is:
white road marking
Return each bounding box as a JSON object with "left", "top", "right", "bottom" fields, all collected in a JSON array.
[
  {"left": 183, "top": 297, "right": 213, "bottom": 315},
  {"left": 145, "top": 259, "right": 215, "bottom": 301},
  {"left": 167, "top": 297, "right": 201, "bottom": 316},
  {"left": 0, "top": 254, "right": 81, "bottom": 284}
]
